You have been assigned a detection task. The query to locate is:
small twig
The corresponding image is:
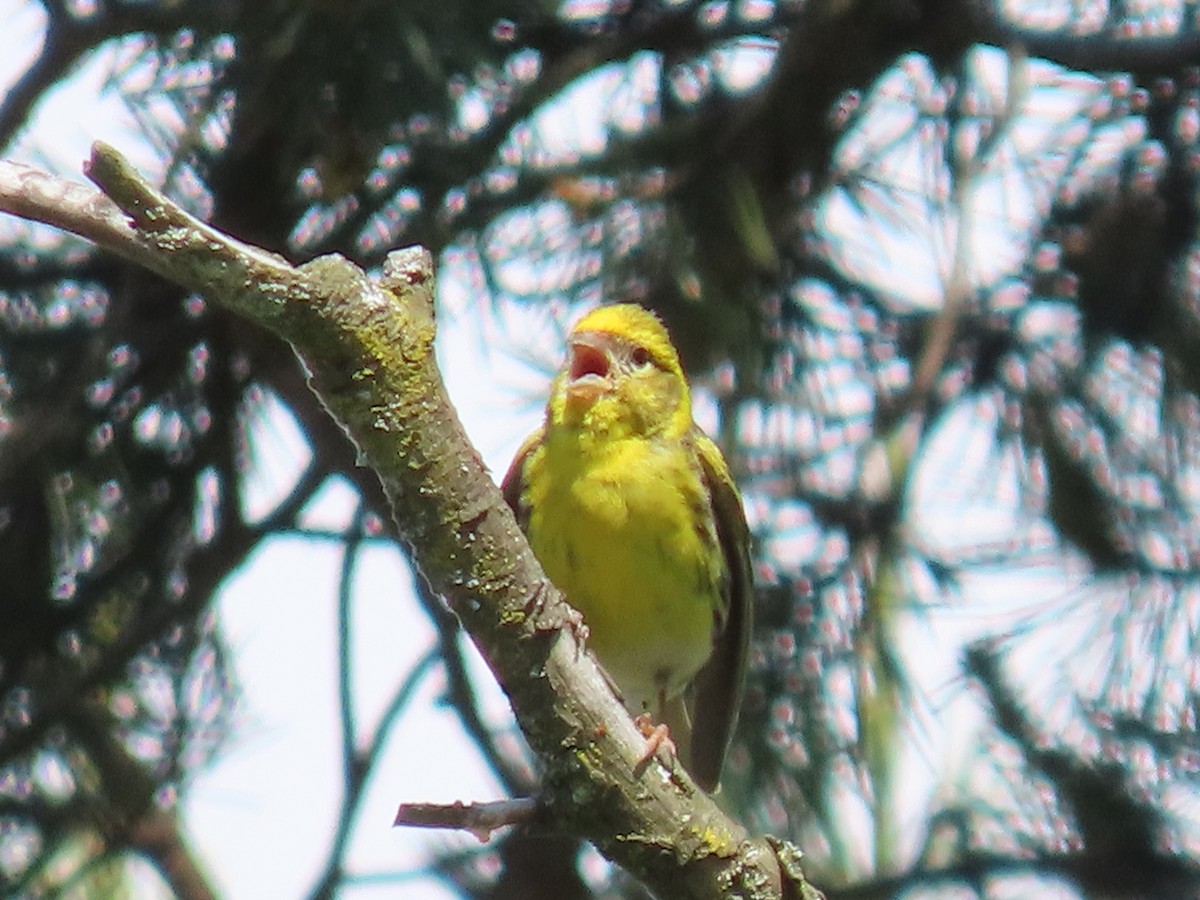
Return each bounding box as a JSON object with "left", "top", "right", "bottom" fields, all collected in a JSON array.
[
  {"left": 0, "top": 157, "right": 155, "bottom": 266},
  {"left": 911, "top": 48, "right": 1030, "bottom": 413},
  {"left": 395, "top": 798, "right": 538, "bottom": 843}
]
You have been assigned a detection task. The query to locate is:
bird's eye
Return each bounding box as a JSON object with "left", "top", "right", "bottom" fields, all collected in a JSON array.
[{"left": 631, "top": 346, "right": 652, "bottom": 368}]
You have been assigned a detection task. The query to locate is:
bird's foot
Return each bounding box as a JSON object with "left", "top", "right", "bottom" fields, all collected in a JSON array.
[
  {"left": 525, "top": 579, "right": 590, "bottom": 650},
  {"left": 632, "top": 713, "right": 677, "bottom": 777}
]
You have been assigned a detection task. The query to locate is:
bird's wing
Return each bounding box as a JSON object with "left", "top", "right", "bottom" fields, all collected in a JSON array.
[
  {"left": 500, "top": 427, "right": 544, "bottom": 529},
  {"left": 687, "top": 431, "right": 753, "bottom": 791}
]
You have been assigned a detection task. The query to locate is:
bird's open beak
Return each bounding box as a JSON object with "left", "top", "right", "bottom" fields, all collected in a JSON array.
[{"left": 565, "top": 332, "right": 613, "bottom": 405}]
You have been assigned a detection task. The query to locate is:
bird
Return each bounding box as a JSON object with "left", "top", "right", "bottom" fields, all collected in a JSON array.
[{"left": 501, "top": 303, "right": 752, "bottom": 791}]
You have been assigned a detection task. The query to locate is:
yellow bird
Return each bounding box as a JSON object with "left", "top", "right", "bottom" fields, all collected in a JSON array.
[{"left": 502, "top": 303, "right": 752, "bottom": 790}]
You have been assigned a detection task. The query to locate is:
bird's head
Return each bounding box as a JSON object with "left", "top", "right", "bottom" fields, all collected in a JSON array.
[{"left": 549, "top": 304, "right": 691, "bottom": 440}]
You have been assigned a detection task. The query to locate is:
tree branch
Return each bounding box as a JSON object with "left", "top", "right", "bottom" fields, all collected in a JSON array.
[
  {"left": 0, "top": 145, "right": 821, "bottom": 898},
  {"left": 395, "top": 798, "right": 538, "bottom": 842}
]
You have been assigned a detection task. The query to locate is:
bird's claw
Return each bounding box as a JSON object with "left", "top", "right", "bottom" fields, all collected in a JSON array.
[
  {"left": 632, "top": 713, "right": 677, "bottom": 778},
  {"left": 525, "top": 579, "right": 589, "bottom": 653}
]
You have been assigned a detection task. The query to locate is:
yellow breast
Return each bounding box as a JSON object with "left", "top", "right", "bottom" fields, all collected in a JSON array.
[{"left": 524, "top": 432, "right": 720, "bottom": 712}]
